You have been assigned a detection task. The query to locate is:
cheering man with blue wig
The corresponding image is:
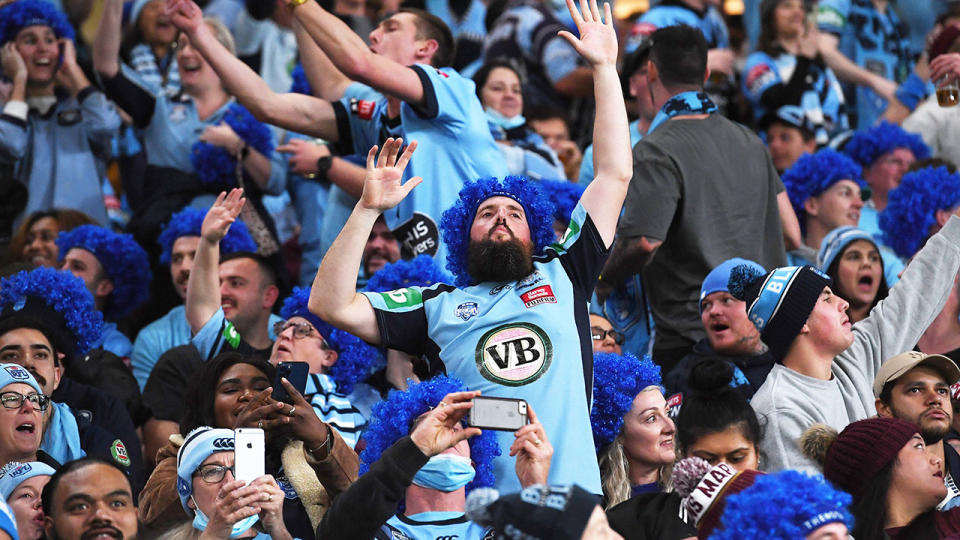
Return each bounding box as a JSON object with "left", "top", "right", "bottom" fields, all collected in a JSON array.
[{"left": 310, "top": 0, "right": 631, "bottom": 494}]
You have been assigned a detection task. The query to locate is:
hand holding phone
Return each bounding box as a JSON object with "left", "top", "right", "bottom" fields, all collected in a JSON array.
[{"left": 272, "top": 361, "right": 309, "bottom": 403}]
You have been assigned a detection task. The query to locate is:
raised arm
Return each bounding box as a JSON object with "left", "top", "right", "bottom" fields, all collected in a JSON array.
[
  {"left": 287, "top": 0, "right": 426, "bottom": 106},
  {"left": 185, "top": 189, "right": 245, "bottom": 335},
  {"left": 293, "top": 20, "right": 352, "bottom": 101},
  {"left": 165, "top": 0, "right": 340, "bottom": 139},
  {"left": 818, "top": 32, "right": 897, "bottom": 103},
  {"left": 560, "top": 0, "right": 631, "bottom": 248},
  {"left": 92, "top": 0, "right": 123, "bottom": 78},
  {"left": 308, "top": 138, "right": 421, "bottom": 344}
]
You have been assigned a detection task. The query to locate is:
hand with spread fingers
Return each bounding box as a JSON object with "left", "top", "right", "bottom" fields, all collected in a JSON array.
[
  {"left": 557, "top": 0, "right": 618, "bottom": 68},
  {"left": 359, "top": 137, "right": 422, "bottom": 213},
  {"left": 234, "top": 378, "right": 332, "bottom": 458},
  {"left": 201, "top": 189, "right": 246, "bottom": 245},
  {"left": 409, "top": 391, "right": 483, "bottom": 457},
  {"left": 197, "top": 479, "right": 262, "bottom": 540},
  {"left": 510, "top": 403, "right": 553, "bottom": 488},
  {"left": 248, "top": 475, "right": 292, "bottom": 540}
]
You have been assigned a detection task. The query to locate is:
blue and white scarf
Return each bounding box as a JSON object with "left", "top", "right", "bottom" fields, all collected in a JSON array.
[{"left": 647, "top": 91, "right": 718, "bottom": 135}]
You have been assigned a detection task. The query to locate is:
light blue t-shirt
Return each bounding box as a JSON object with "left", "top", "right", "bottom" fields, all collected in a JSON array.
[
  {"left": 188, "top": 307, "right": 284, "bottom": 362},
  {"left": 362, "top": 202, "right": 604, "bottom": 494},
  {"left": 93, "top": 322, "right": 133, "bottom": 360},
  {"left": 627, "top": 2, "right": 730, "bottom": 52},
  {"left": 131, "top": 305, "right": 191, "bottom": 390},
  {"left": 380, "top": 511, "right": 491, "bottom": 539}
]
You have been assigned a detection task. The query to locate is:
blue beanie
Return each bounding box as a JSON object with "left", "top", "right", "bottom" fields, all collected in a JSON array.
[
  {"left": 699, "top": 258, "right": 765, "bottom": 312},
  {"left": 0, "top": 0, "right": 74, "bottom": 45},
  {"left": 843, "top": 121, "right": 930, "bottom": 167},
  {"left": 56, "top": 225, "right": 152, "bottom": 319},
  {"left": 590, "top": 352, "right": 661, "bottom": 453},
  {"left": 816, "top": 226, "right": 879, "bottom": 272},
  {"left": 176, "top": 427, "right": 236, "bottom": 515},
  {"left": 157, "top": 207, "right": 257, "bottom": 265},
  {"left": 0, "top": 461, "right": 55, "bottom": 500},
  {"left": 781, "top": 149, "right": 866, "bottom": 234},
  {"left": 278, "top": 287, "right": 382, "bottom": 394},
  {"left": 710, "top": 470, "right": 853, "bottom": 540},
  {"left": 0, "top": 364, "right": 43, "bottom": 396},
  {"left": 190, "top": 103, "right": 275, "bottom": 188},
  {"left": 879, "top": 166, "right": 960, "bottom": 259},
  {"left": 728, "top": 265, "right": 831, "bottom": 360},
  {"left": 440, "top": 176, "right": 556, "bottom": 287},
  {"left": 358, "top": 375, "right": 500, "bottom": 494}
]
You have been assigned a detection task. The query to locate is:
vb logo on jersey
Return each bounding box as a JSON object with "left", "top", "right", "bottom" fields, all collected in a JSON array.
[{"left": 475, "top": 323, "right": 552, "bottom": 386}]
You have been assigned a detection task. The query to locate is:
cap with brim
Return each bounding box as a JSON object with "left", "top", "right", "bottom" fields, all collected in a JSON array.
[
  {"left": 873, "top": 351, "right": 960, "bottom": 398},
  {"left": 0, "top": 461, "right": 55, "bottom": 499}
]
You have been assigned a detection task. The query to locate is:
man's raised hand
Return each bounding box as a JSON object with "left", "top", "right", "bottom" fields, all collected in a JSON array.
[
  {"left": 201, "top": 188, "right": 245, "bottom": 244},
  {"left": 165, "top": 0, "right": 204, "bottom": 36},
  {"left": 359, "top": 138, "right": 422, "bottom": 213},
  {"left": 558, "top": 0, "right": 618, "bottom": 67}
]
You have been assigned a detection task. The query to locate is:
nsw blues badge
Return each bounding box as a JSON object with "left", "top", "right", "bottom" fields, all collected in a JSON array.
[{"left": 455, "top": 302, "right": 479, "bottom": 321}]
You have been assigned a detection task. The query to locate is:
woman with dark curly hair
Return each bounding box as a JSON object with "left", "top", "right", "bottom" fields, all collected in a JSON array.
[{"left": 138, "top": 352, "right": 358, "bottom": 540}]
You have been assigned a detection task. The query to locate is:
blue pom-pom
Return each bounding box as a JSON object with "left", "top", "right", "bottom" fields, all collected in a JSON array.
[
  {"left": 539, "top": 179, "right": 585, "bottom": 226},
  {"left": 359, "top": 375, "right": 501, "bottom": 495},
  {"left": 590, "top": 352, "right": 661, "bottom": 453},
  {"left": 879, "top": 166, "right": 960, "bottom": 259},
  {"left": 0, "top": 267, "right": 103, "bottom": 356},
  {"left": 782, "top": 149, "right": 864, "bottom": 234},
  {"left": 190, "top": 104, "right": 275, "bottom": 188},
  {"left": 0, "top": 0, "right": 75, "bottom": 46},
  {"left": 439, "top": 176, "right": 556, "bottom": 287},
  {"left": 363, "top": 255, "right": 451, "bottom": 293},
  {"left": 843, "top": 121, "right": 930, "bottom": 167},
  {"left": 289, "top": 63, "right": 312, "bottom": 95},
  {"left": 727, "top": 264, "right": 765, "bottom": 301},
  {"left": 157, "top": 207, "right": 257, "bottom": 264}
]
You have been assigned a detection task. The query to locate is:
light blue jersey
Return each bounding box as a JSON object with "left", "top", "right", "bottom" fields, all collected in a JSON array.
[
  {"left": 362, "top": 203, "right": 604, "bottom": 494},
  {"left": 628, "top": 1, "right": 729, "bottom": 52},
  {"left": 426, "top": 0, "right": 487, "bottom": 75},
  {"left": 333, "top": 67, "right": 507, "bottom": 263},
  {"left": 131, "top": 305, "right": 191, "bottom": 390},
  {"left": 579, "top": 119, "right": 643, "bottom": 186},
  {"left": 93, "top": 322, "right": 133, "bottom": 359},
  {"left": 378, "top": 511, "right": 491, "bottom": 540},
  {"left": 190, "top": 307, "right": 284, "bottom": 361}
]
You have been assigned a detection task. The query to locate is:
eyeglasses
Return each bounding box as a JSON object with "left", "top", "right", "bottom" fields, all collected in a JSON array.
[
  {"left": 590, "top": 327, "right": 624, "bottom": 345},
  {"left": 193, "top": 464, "right": 235, "bottom": 483},
  {"left": 273, "top": 321, "right": 326, "bottom": 345},
  {"left": 0, "top": 391, "right": 49, "bottom": 412}
]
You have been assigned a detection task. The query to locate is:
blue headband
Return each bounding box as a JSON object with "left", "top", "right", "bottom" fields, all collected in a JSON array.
[
  {"left": 0, "top": 461, "right": 55, "bottom": 500},
  {"left": 817, "top": 226, "right": 878, "bottom": 272},
  {"left": 699, "top": 258, "right": 764, "bottom": 312},
  {"left": 176, "top": 427, "right": 235, "bottom": 515},
  {"left": 590, "top": 352, "right": 662, "bottom": 453},
  {"left": 0, "top": 364, "right": 43, "bottom": 396}
]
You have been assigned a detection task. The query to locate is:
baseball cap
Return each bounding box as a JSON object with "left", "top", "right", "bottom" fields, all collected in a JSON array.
[{"left": 873, "top": 351, "right": 960, "bottom": 398}]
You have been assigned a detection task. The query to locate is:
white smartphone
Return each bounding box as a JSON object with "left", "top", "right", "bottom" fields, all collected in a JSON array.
[{"left": 234, "top": 428, "right": 265, "bottom": 485}]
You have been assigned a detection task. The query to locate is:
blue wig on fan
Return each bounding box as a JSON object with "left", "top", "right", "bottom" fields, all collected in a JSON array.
[
  {"left": 56, "top": 225, "right": 151, "bottom": 319},
  {"left": 440, "top": 176, "right": 556, "bottom": 287},
  {"left": 781, "top": 149, "right": 865, "bottom": 234},
  {"left": 540, "top": 179, "right": 585, "bottom": 227},
  {"left": 842, "top": 121, "right": 930, "bottom": 167},
  {"left": 363, "top": 255, "right": 451, "bottom": 293},
  {"left": 590, "top": 352, "right": 662, "bottom": 453},
  {"left": 358, "top": 375, "right": 500, "bottom": 494},
  {"left": 710, "top": 470, "right": 853, "bottom": 540},
  {"left": 0, "top": 0, "right": 74, "bottom": 45},
  {"left": 290, "top": 63, "right": 312, "bottom": 95},
  {"left": 190, "top": 103, "right": 275, "bottom": 188},
  {"left": 0, "top": 267, "right": 103, "bottom": 358},
  {"left": 879, "top": 166, "right": 960, "bottom": 259},
  {"left": 279, "top": 286, "right": 382, "bottom": 394},
  {"left": 156, "top": 207, "right": 257, "bottom": 264}
]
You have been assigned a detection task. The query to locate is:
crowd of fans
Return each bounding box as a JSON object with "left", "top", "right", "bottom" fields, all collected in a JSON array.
[{"left": 1, "top": 0, "right": 960, "bottom": 537}]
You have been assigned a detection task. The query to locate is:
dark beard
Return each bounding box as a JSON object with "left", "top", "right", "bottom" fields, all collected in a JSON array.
[{"left": 467, "top": 239, "right": 534, "bottom": 284}]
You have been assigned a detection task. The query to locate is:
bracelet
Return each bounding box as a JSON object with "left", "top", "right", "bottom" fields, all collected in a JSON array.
[
  {"left": 307, "top": 430, "right": 331, "bottom": 457},
  {"left": 287, "top": 0, "right": 308, "bottom": 11}
]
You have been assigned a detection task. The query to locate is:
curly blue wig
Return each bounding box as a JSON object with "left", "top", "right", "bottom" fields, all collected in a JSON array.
[
  {"left": 539, "top": 179, "right": 585, "bottom": 227},
  {"left": 590, "top": 352, "right": 662, "bottom": 453},
  {"left": 363, "top": 254, "right": 451, "bottom": 293},
  {"left": 440, "top": 176, "right": 556, "bottom": 287},
  {"left": 0, "top": 0, "right": 74, "bottom": 45},
  {"left": 782, "top": 149, "right": 865, "bottom": 234},
  {"left": 843, "top": 121, "right": 930, "bottom": 167},
  {"left": 879, "top": 166, "right": 960, "bottom": 259},
  {"left": 56, "top": 225, "right": 151, "bottom": 319},
  {"left": 710, "top": 470, "right": 853, "bottom": 540},
  {"left": 359, "top": 375, "right": 500, "bottom": 494},
  {"left": 279, "top": 286, "right": 382, "bottom": 394},
  {"left": 190, "top": 103, "right": 275, "bottom": 188},
  {"left": 289, "top": 63, "right": 312, "bottom": 95},
  {"left": 156, "top": 207, "right": 257, "bottom": 264},
  {"left": 0, "top": 267, "right": 103, "bottom": 358}
]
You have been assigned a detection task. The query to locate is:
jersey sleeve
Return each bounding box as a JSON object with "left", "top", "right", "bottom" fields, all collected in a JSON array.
[
  {"left": 190, "top": 308, "right": 242, "bottom": 362},
  {"left": 0, "top": 103, "right": 28, "bottom": 163},
  {"left": 742, "top": 52, "right": 782, "bottom": 105},
  {"left": 331, "top": 82, "right": 383, "bottom": 157},
  {"left": 360, "top": 287, "right": 430, "bottom": 356},
  {"left": 817, "top": 0, "right": 850, "bottom": 36},
  {"left": 550, "top": 201, "right": 609, "bottom": 296},
  {"left": 404, "top": 65, "right": 472, "bottom": 122},
  {"left": 616, "top": 141, "right": 682, "bottom": 242}
]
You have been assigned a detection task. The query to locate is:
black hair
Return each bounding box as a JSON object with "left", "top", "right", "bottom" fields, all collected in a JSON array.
[
  {"left": 399, "top": 7, "right": 456, "bottom": 68},
  {"left": 850, "top": 461, "right": 894, "bottom": 540},
  {"left": 41, "top": 457, "right": 133, "bottom": 516},
  {"left": 472, "top": 58, "right": 523, "bottom": 102},
  {"left": 179, "top": 351, "right": 276, "bottom": 434},
  {"left": 525, "top": 105, "right": 571, "bottom": 125},
  {"left": 825, "top": 243, "right": 889, "bottom": 317},
  {"left": 221, "top": 251, "right": 279, "bottom": 289},
  {"left": 649, "top": 25, "right": 708, "bottom": 90},
  {"left": 909, "top": 157, "right": 958, "bottom": 174},
  {"left": 676, "top": 360, "right": 762, "bottom": 455}
]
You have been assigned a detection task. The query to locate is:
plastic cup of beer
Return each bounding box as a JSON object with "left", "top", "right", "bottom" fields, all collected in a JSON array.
[{"left": 937, "top": 75, "right": 959, "bottom": 108}]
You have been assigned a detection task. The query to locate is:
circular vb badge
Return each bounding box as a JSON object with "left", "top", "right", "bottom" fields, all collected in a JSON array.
[{"left": 475, "top": 323, "right": 552, "bottom": 386}]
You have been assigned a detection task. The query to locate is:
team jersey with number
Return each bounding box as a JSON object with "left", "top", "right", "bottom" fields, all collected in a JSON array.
[{"left": 361, "top": 203, "right": 603, "bottom": 494}]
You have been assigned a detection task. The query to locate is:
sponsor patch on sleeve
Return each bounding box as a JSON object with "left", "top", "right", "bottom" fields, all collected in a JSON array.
[
  {"left": 222, "top": 321, "right": 241, "bottom": 349},
  {"left": 746, "top": 63, "right": 776, "bottom": 94},
  {"left": 349, "top": 98, "right": 377, "bottom": 120},
  {"left": 817, "top": 6, "right": 845, "bottom": 30},
  {"left": 380, "top": 287, "right": 423, "bottom": 309}
]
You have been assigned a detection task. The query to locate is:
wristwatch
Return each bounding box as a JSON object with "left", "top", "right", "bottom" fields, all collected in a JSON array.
[{"left": 314, "top": 155, "right": 333, "bottom": 182}]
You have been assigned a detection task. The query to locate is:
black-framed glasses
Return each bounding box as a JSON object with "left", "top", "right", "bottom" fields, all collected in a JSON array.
[
  {"left": 193, "top": 464, "right": 236, "bottom": 483},
  {"left": 0, "top": 391, "right": 49, "bottom": 412},
  {"left": 273, "top": 321, "right": 326, "bottom": 345},
  {"left": 590, "top": 327, "right": 624, "bottom": 345}
]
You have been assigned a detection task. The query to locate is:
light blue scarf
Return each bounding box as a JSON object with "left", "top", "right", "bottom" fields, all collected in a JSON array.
[{"left": 40, "top": 402, "right": 86, "bottom": 464}]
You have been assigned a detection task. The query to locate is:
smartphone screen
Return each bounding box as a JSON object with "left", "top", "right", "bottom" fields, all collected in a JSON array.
[
  {"left": 234, "top": 428, "right": 265, "bottom": 485},
  {"left": 272, "top": 361, "right": 309, "bottom": 403}
]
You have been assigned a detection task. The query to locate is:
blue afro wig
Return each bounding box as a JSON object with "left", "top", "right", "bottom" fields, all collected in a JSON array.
[
  {"left": 56, "top": 225, "right": 151, "bottom": 319},
  {"left": 359, "top": 375, "right": 500, "bottom": 494},
  {"left": 710, "top": 470, "right": 853, "bottom": 540},
  {"left": 289, "top": 63, "right": 312, "bottom": 95},
  {"left": 539, "top": 179, "right": 585, "bottom": 227},
  {"left": 879, "top": 166, "right": 960, "bottom": 259},
  {"left": 157, "top": 207, "right": 257, "bottom": 264},
  {"left": 782, "top": 149, "right": 865, "bottom": 234},
  {"left": 590, "top": 352, "right": 662, "bottom": 453},
  {"left": 0, "top": 0, "right": 74, "bottom": 46},
  {"left": 843, "top": 121, "right": 930, "bottom": 167},
  {"left": 363, "top": 255, "right": 451, "bottom": 293},
  {"left": 440, "top": 176, "right": 556, "bottom": 287},
  {"left": 279, "top": 286, "right": 382, "bottom": 394},
  {"left": 190, "top": 103, "right": 275, "bottom": 188},
  {"left": 0, "top": 267, "right": 103, "bottom": 358}
]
